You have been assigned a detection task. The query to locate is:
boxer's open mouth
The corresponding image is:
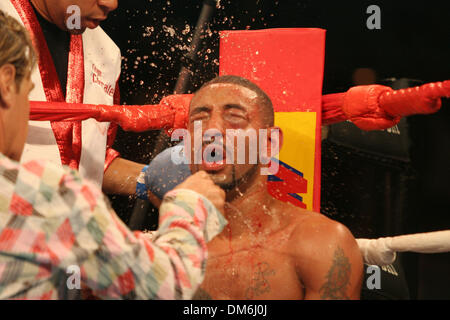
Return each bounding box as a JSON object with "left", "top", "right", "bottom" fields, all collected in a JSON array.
[{"left": 201, "top": 143, "right": 226, "bottom": 171}]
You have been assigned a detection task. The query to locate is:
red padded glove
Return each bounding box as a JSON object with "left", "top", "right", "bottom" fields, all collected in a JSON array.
[
  {"left": 324, "top": 80, "right": 449, "bottom": 131},
  {"left": 160, "top": 94, "right": 193, "bottom": 135},
  {"left": 29, "top": 94, "right": 194, "bottom": 133},
  {"left": 341, "top": 85, "right": 400, "bottom": 131},
  {"left": 94, "top": 103, "right": 175, "bottom": 132}
]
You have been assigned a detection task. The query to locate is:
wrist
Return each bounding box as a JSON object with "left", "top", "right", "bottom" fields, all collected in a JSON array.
[{"left": 136, "top": 165, "right": 149, "bottom": 200}]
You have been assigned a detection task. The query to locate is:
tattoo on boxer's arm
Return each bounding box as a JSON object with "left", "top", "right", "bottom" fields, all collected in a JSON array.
[
  {"left": 245, "top": 262, "right": 276, "bottom": 300},
  {"left": 318, "top": 247, "right": 351, "bottom": 300}
]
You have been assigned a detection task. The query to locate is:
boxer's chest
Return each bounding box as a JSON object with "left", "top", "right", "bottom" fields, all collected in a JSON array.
[{"left": 199, "top": 240, "right": 305, "bottom": 300}]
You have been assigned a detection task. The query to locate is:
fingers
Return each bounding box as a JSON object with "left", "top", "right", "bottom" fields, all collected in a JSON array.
[{"left": 174, "top": 171, "right": 225, "bottom": 213}]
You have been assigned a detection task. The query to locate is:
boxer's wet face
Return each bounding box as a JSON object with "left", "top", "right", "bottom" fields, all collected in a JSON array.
[
  {"left": 34, "top": 0, "right": 118, "bottom": 33},
  {"left": 188, "top": 83, "right": 270, "bottom": 191}
]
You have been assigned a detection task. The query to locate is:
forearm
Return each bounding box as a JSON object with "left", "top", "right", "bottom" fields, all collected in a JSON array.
[
  {"left": 102, "top": 157, "right": 144, "bottom": 195},
  {"left": 102, "top": 156, "right": 176, "bottom": 208},
  {"left": 81, "top": 189, "right": 226, "bottom": 300}
]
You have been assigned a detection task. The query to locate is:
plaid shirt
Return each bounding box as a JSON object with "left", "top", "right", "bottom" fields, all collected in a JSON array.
[{"left": 0, "top": 153, "right": 226, "bottom": 299}]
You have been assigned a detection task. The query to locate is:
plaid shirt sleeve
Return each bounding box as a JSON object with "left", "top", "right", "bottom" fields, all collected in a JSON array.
[
  {"left": 0, "top": 155, "right": 226, "bottom": 300},
  {"left": 80, "top": 188, "right": 227, "bottom": 300}
]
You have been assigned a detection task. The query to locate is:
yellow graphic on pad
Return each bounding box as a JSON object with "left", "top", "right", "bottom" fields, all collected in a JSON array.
[{"left": 273, "top": 112, "right": 317, "bottom": 210}]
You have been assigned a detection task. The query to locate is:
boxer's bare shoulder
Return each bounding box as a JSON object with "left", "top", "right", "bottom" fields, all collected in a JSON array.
[{"left": 278, "top": 201, "right": 364, "bottom": 299}]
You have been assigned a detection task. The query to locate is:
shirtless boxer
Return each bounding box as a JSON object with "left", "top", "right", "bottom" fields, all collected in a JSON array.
[{"left": 187, "top": 75, "right": 363, "bottom": 300}]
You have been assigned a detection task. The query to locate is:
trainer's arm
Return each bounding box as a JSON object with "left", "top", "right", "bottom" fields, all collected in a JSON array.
[
  {"left": 102, "top": 157, "right": 164, "bottom": 208},
  {"left": 102, "top": 157, "right": 144, "bottom": 196},
  {"left": 79, "top": 186, "right": 226, "bottom": 300},
  {"left": 295, "top": 220, "right": 364, "bottom": 300},
  {"left": 102, "top": 144, "right": 190, "bottom": 208}
]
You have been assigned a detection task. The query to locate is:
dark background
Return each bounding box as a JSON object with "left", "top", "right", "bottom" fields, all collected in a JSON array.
[{"left": 101, "top": 0, "right": 450, "bottom": 299}]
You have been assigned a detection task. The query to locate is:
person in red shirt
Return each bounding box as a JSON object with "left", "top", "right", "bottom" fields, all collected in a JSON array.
[{"left": 0, "top": 0, "right": 154, "bottom": 199}]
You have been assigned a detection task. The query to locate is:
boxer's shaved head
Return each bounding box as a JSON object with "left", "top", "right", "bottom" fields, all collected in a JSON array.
[{"left": 196, "top": 75, "right": 274, "bottom": 127}]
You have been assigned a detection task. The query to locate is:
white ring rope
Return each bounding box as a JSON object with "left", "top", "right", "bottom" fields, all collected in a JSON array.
[{"left": 356, "top": 230, "right": 450, "bottom": 266}]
